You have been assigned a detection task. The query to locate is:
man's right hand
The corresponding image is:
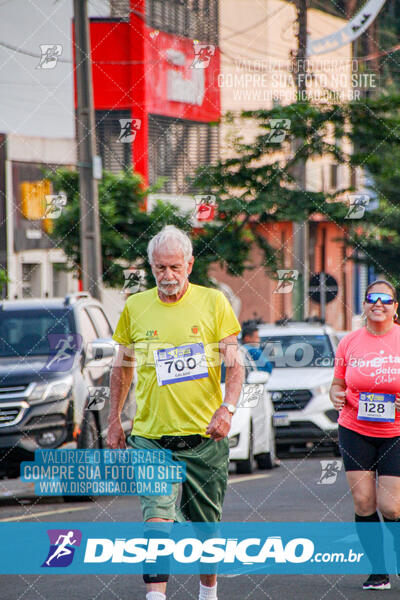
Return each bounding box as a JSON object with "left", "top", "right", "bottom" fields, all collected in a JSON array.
[{"left": 107, "top": 418, "right": 126, "bottom": 449}]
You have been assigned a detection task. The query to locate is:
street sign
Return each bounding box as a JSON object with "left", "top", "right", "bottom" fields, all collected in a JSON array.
[
  {"left": 309, "top": 272, "right": 338, "bottom": 304},
  {"left": 309, "top": 272, "right": 338, "bottom": 322}
]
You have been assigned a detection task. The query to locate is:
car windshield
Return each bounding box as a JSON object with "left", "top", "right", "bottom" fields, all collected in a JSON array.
[
  {"left": 0, "top": 309, "right": 74, "bottom": 357},
  {"left": 259, "top": 334, "right": 334, "bottom": 368}
]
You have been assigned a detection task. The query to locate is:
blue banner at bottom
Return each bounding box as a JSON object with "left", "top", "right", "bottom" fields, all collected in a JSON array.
[{"left": 2, "top": 522, "right": 400, "bottom": 574}]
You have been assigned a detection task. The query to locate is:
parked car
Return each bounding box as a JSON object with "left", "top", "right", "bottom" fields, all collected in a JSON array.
[
  {"left": 256, "top": 321, "right": 340, "bottom": 453},
  {"left": 336, "top": 330, "right": 350, "bottom": 342},
  {"left": 0, "top": 292, "right": 135, "bottom": 479},
  {"left": 223, "top": 350, "right": 276, "bottom": 474}
]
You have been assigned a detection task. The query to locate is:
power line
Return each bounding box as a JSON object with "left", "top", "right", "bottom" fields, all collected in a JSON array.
[{"left": 0, "top": 40, "right": 71, "bottom": 63}]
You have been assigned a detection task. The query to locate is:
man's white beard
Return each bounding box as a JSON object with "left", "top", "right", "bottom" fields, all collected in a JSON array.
[{"left": 157, "top": 279, "right": 185, "bottom": 296}]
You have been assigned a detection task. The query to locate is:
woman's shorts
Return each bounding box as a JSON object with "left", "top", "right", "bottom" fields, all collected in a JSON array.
[{"left": 338, "top": 424, "right": 400, "bottom": 476}]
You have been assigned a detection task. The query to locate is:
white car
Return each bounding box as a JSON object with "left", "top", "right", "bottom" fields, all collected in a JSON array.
[
  {"left": 222, "top": 351, "right": 276, "bottom": 474},
  {"left": 257, "top": 321, "right": 340, "bottom": 454}
]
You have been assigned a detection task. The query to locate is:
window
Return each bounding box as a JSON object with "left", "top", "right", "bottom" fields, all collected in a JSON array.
[
  {"left": 330, "top": 164, "right": 338, "bottom": 190},
  {"left": 22, "top": 263, "right": 41, "bottom": 298},
  {"left": 79, "top": 309, "right": 98, "bottom": 345},
  {"left": 148, "top": 115, "right": 219, "bottom": 194},
  {"left": 0, "top": 309, "right": 73, "bottom": 357},
  {"left": 146, "top": 0, "right": 218, "bottom": 45},
  {"left": 259, "top": 335, "right": 334, "bottom": 369},
  {"left": 95, "top": 110, "right": 133, "bottom": 174},
  {"left": 52, "top": 263, "right": 68, "bottom": 297},
  {"left": 350, "top": 168, "right": 357, "bottom": 189},
  {"left": 87, "top": 306, "right": 113, "bottom": 339}
]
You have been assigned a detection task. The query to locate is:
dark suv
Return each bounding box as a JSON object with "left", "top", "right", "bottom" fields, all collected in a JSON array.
[{"left": 0, "top": 292, "right": 134, "bottom": 478}]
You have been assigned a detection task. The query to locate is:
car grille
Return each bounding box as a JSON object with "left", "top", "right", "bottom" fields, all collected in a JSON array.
[
  {"left": 0, "top": 404, "right": 25, "bottom": 426},
  {"left": 0, "top": 385, "right": 28, "bottom": 398},
  {"left": 270, "top": 389, "right": 312, "bottom": 411}
]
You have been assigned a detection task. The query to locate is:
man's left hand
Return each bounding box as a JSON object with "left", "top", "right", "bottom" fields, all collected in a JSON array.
[{"left": 206, "top": 406, "right": 232, "bottom": 441}]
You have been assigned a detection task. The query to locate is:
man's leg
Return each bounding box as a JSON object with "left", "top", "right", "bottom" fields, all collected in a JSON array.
[
  {"left": 144, "top": 517, "right": 173, "bottom": 599},
  {"left": 176, "top": 438, "right": 230, "bottom": 600},
  {"left": 128, "top": 435, "right": 179, "bottom": 599}
]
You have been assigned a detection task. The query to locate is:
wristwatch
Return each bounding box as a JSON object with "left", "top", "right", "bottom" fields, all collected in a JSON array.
[{"left": 221, "top": 402, "right": 236, "bottom": 415}]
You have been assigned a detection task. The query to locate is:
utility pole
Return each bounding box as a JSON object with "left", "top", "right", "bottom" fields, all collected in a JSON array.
[
  {"left": 73, "top": 0, "right": 103, "bottom": 300},
  {"left": 292, "top": 0, "right": 309, "bottom": 320}
]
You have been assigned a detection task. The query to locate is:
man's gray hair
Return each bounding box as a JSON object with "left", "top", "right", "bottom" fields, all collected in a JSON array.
[{"left": 147, "top": 225, "right": 193, "bottom": 264}]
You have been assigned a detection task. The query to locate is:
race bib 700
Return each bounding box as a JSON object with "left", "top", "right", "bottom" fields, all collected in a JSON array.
[
  {"left": 357, "top": 392, "right": 396, "bottom": 423},
  {"left": 153, "top": 343, "right": 209, "bottom": 387}
]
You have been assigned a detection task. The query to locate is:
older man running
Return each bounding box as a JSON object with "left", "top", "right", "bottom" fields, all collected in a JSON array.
[{"left": 107, "top": 225, "right": 244, "bottom": 600}]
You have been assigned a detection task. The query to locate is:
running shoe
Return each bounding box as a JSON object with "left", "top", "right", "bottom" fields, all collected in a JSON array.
[{"left": 362, "top": 574, "right": 391, "bottom": 590}]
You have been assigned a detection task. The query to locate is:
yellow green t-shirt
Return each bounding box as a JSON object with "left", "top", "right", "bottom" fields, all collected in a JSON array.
[{"left": 112, "top": 283, "right": 241, "bottom": 438}]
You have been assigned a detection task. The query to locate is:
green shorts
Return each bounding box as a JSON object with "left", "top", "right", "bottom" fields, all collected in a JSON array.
[{"left": 129, "top": 435, "right": 229, "bottom": 522}]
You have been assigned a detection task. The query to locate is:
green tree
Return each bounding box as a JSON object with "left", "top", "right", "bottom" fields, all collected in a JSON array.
[
  {"left": 191, "top": 96, "right": 400, "bottom": 291},
  {"left": 343, "top": 94, "right": 400, "bottom": 289},
  {"left": 48, "top": 96, "right": 400, "bottom": 292},
  {"left": 191, "top": 103, "right": 351, "bottom": 278},
  {"left": 0, "top": 269, "right": 9, "bottom": 299},
  {"left": 47, "top": 168, "right": 251, "bottom": 288}
]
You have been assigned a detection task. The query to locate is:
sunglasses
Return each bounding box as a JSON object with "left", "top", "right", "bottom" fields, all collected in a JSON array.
[{"left": 365, "top": 292, "right": 395, "bottom": 305}]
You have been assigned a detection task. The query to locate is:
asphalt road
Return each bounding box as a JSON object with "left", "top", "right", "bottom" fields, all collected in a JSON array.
[{"left": 0, "top": 454, "right": 399, "bottom": 599}]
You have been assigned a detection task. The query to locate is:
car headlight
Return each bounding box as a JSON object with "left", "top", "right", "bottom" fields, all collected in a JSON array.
[
  {"left": 312, "top": 383, "right": 330, "bottom": 397},
  {"left": 29, "top": 376, "right": 73, "bottom": 404},
  {"left": 229, "top": 434, "right": 240, "bottom": 448}
]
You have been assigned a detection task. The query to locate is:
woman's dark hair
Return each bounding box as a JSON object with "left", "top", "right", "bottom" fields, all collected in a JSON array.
[{"left": 364, "top": 279, "right": 397, "bottom": 302}]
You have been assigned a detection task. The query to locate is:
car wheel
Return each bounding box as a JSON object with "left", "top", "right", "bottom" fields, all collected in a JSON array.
[
  {"left": 236, "top": 427, "right": 255, "bottom": 475},
  {"left": 77, "top": 410, "right": 101, "bottom": 450},
  {"left": 256, "top": 418, "right": 277, "bottom": 470},
  {"left": 64, "top": 411, "right": 99, "bottom": 503}
]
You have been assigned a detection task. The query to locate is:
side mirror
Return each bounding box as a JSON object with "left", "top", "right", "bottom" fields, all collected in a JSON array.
[
  {"left": 246, "top": 370, "right": 269, "bottom": 385},
  {"left": 86, "top": 339, "right": 115, "bottom": 366}
]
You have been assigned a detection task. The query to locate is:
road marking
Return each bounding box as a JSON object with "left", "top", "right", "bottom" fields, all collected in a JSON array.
[
  {"left": 0, "top": 505, "right": 92, "bottom": 522},
  {"left": 229, "top": 473, "right": 271, "bottom": 485}
]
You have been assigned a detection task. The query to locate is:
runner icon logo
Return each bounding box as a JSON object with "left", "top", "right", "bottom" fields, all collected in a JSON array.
[
  {"left": 266, "top": 119, "right": 291, "bottom": 143},
  {"left": 42, "top": 529, "right": 82, "bottom": 567},
  {"left": 191, "top": 44, "right": 215, "bottom": 69},
  {"left": 274, "top": 270, "right": 299, "bottom": 294},
  {"left": 317, "top": 460, "right": 342, "bottom": 485},
  {"left": 87, "top": 386, "right": 110, "bottom": 411},
  {"left": 345, "top": 194, "right": 370, "bottom": 219},
  {"left": 37, "top": 45, "right": 63, "bottom": 69},
  {"left": 118, "top": 119, "right": 142, "bottom": 143}
]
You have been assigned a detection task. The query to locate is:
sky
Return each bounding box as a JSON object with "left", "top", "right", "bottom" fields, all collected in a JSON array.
[{"left": 0, "top": 0, "right": 110, "bottom": 138}]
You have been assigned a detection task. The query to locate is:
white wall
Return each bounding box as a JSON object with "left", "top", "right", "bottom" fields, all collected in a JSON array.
[{"left": 0, "top": 0, "right": 109, "bottom": 139}]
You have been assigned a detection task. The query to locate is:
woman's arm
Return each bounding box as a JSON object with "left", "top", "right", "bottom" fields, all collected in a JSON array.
[{"left": 329, "top": 376, "right": 346, "bottom": 411}]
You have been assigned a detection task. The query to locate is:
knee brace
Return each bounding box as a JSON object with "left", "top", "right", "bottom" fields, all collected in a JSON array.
[
  {"left": 143, "top": 573, "right": 169, "bottom": 584},
  {"left": 143, "top": 525, "right": 171, "bottom": 585}
]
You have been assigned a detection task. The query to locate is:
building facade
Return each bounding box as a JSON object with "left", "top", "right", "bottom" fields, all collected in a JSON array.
[
  {"left": 213, "top": 0, "right": 369, "bottom": 330},
  {"left": 78, "top": 0, "right": 372, "bottom": 330},
  {"left": 0, "top": 133, "right": 78, "bottom": 299},
  {"left": 83, "top": 0, "right": 220, "bottom": 205}
]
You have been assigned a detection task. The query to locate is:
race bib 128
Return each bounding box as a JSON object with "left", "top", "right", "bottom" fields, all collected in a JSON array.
[
  {"left": 357, "top": 392, "right": 396, "bottom": 423},
  {"left": 154, "top": 343, "right": 209, "bottom": 386}
]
